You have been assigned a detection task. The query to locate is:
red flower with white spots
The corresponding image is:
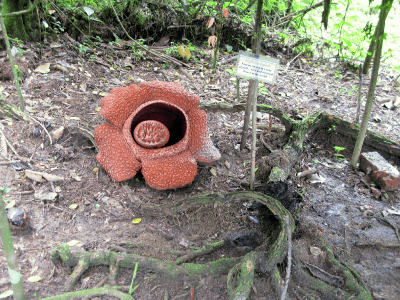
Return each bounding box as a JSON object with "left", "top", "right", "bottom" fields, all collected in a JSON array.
[{"left": 94, "top": 81, "right": 220, "bottom": 190}]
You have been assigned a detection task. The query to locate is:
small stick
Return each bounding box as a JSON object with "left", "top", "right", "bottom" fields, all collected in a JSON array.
[
  {"left": 280, "top": 215, "right": 292, "bottom": 300},
  {"left": 0, "top": 160, "right": 21, "bottom": 165},
  {"left": 284, "top": 49, "right": 304, "bottom": 72}
]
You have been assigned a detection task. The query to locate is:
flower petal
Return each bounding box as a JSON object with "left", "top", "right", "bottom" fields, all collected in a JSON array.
[
  {"left": 140, "top": 81, "right": 200, "bottom": 112},
  {"left": 141, "top": 151, "right": 198, "bottom": 190},
  {"left": 100, "top": 84, "right": 147, "bottom": 128},
  {"left": 94, "top": 124, "right": 141, "bottom": 181},
  {"left": 188, "top": 108, "right": 221, "bottom": 163}
]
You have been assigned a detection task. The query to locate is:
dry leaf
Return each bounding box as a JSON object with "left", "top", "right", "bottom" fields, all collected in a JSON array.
[
  {"left": 307, "top": 173, "right": 326, "bottom": 183},
  {"left": 178, "top": 45, "right": 185, "bottom": 58},
  {"left": 25, "top": 170, "right": 45, "bottom": 182},
  {"left": 51, "top": 126, "right": 65, "bottom": 142},
  {"left": 210, "top": 168, "right": 217, "bottom": 176},
  {"left": 34, "top": 190, "right": 57, "bottom": 201},
  {"left": 223, "top": 8, "right": 229, "bottom": 18},
  {"left": 27, "top": 275, "right": 42, "bottom": 283},
  {"left": 0, "top": 290, "right": 13, "bottom": 298},
  {"left": 67, "top": 240, "right": 80, "bottom": 246},
  {"left": 208, "top": 36, "right": 217, "bottom": 48},
  {"left": 26, "top": 170, "right": 64, "bottom": 182},
  {"left": 184, "top": 46, "right": 191, "bottom": 61},
  {"left": 310, "top": 246, "right": 322, "bottom": 256},
  {"left": 69, "top": 203, "right": 78, "bottom": 209},
  {"left": 206, "top": 17, "right": 215, "bottom": 28},
  {"left": 35, "top": 63, "right": 51, "bottom": 74},
  {"left": 71, "top": 173, "right": 82, "bottom": 181},
  {"left": 42, "top": 173, "right": 64, "bottom": 182},
  {"left": 298, "top": 169, "right": 317, "bottom": 178}
]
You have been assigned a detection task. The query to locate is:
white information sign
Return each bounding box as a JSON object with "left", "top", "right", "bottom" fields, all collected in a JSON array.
[{"left": 235, "top": 50, "right": 279, "bottom": 84}]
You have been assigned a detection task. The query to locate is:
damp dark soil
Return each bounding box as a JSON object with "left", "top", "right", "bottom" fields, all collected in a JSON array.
[{"left": 0, "top": 36, "right": 400, "bottom": 299}]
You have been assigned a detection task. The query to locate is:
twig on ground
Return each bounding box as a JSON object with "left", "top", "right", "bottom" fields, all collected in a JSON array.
[
  {"left": 0, "top": 128, "right": 28, "bottom": 162},
  {"left": 0, "top": 160, "right": 21, "bottom": 165},
  {"left": 219, "top": 55, "right": 238, "bottom": 65},
  {"left": 284, "top": 49, "right": 304, "bottom": 72}
]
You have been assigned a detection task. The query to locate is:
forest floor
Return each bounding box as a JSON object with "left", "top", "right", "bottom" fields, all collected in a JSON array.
[{"left": 0, "top": 36, "right": 400, "bottom": 299}]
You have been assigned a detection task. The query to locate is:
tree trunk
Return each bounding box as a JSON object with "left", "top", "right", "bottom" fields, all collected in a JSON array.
[
  {"left": 351, "top": 0, "right": 393, "bottom": 167},
  {"left": 1, "top": 0, "right": 30, "bottom": 41},
  {"left": 362, "top": 3, "right": 391, "bottom": 74}
]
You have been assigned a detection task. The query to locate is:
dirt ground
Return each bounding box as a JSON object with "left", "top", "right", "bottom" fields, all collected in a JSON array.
[{"left": 1, "top": 36, "right": 400, "bottom": 299}]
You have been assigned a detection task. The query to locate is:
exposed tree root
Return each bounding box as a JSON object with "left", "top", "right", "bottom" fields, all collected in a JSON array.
[
  {"left": 39, "top": 285, "right": 134, "bottom": 300},
  {"left": 51, "top": 244, "right": 240, "bottom": 292},
  {"left": 175, "top": 240, "right": 226, "bottom": 265},
  {"left": 50, "top": 192, "right": 370, "bottom": 299},
  {"left": 291, "top": 246, "right": 371, "bottom": 300},
  {"left": 200, "top": 102, "right": 400, "bottom": 157}
]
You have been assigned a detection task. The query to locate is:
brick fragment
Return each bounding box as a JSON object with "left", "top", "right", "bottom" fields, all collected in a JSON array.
[{"left": 360, "top": 151, "right": 400, "bottom": 191}]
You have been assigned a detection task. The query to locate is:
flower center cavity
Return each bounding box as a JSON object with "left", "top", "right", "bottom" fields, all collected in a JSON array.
[
  {"left": 134, "top": 120, "right": 170, "bottom": 149},
  {"left": 130, "top": 102, "right": 187, "bottom": 148}
]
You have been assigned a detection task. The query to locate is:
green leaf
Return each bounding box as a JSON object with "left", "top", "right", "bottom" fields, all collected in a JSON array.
[
  {"left": 28, "top": 275, "right": 42, "bottom": 283},
  {"left": 343, "top": 39, "right": 352, "bottom": 49},
  {"left": 1, "top": 187, "right": 11, "bottom": 193},
  {"left": 83, "top": 6, "right": 94, "bottom": 17},
  {"left": 0, "top": 290, "right": 13, "bottom": 298}
]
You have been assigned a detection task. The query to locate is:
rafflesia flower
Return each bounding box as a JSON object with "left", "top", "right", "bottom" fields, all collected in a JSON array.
[{"left": 94, "top": 81, "right": 221, "bottom": 190}]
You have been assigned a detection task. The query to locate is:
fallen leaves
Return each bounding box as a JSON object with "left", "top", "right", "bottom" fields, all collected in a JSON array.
[
  {"left": 34, "top": 63, "right": 51, "bottom": 74},
  {"left": 25, "top": 170, "right": 64, "bottom": 182}
]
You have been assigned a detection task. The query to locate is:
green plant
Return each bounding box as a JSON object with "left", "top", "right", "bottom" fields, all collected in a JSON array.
[
  {"left": 333, "top": 146, "right": 346, "bottom": 160},
  {"left": 78, "top": 44, "right": 89, "bottom": 55},
  {"left": 93, "top": 36, "right": 103, "bottom": 43},
  {"left": 258, "top": 84, "right": 268, "bottom": 96},
  {"left": 328, "top": 125, "right": 336, "bottom": 131},
  {"left": 232, "top": 36, "right": 246, "bottom": 50},
  {"left": 334, "top": 70, "right": 342, "bottom": 80},
  {"left": 130, "top": 39, "right": 147, "bottom": 60},
  {"left": 51, "top": 16, "right": 65, "bottom": 33}
]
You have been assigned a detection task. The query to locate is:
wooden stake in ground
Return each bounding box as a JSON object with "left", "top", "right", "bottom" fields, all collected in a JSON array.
[
  {"left": 351, "top": 0, "right": 393, "bottom": 167},
  {"left": 249, "top": 0, "right": 263, "bottom": 190}
]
